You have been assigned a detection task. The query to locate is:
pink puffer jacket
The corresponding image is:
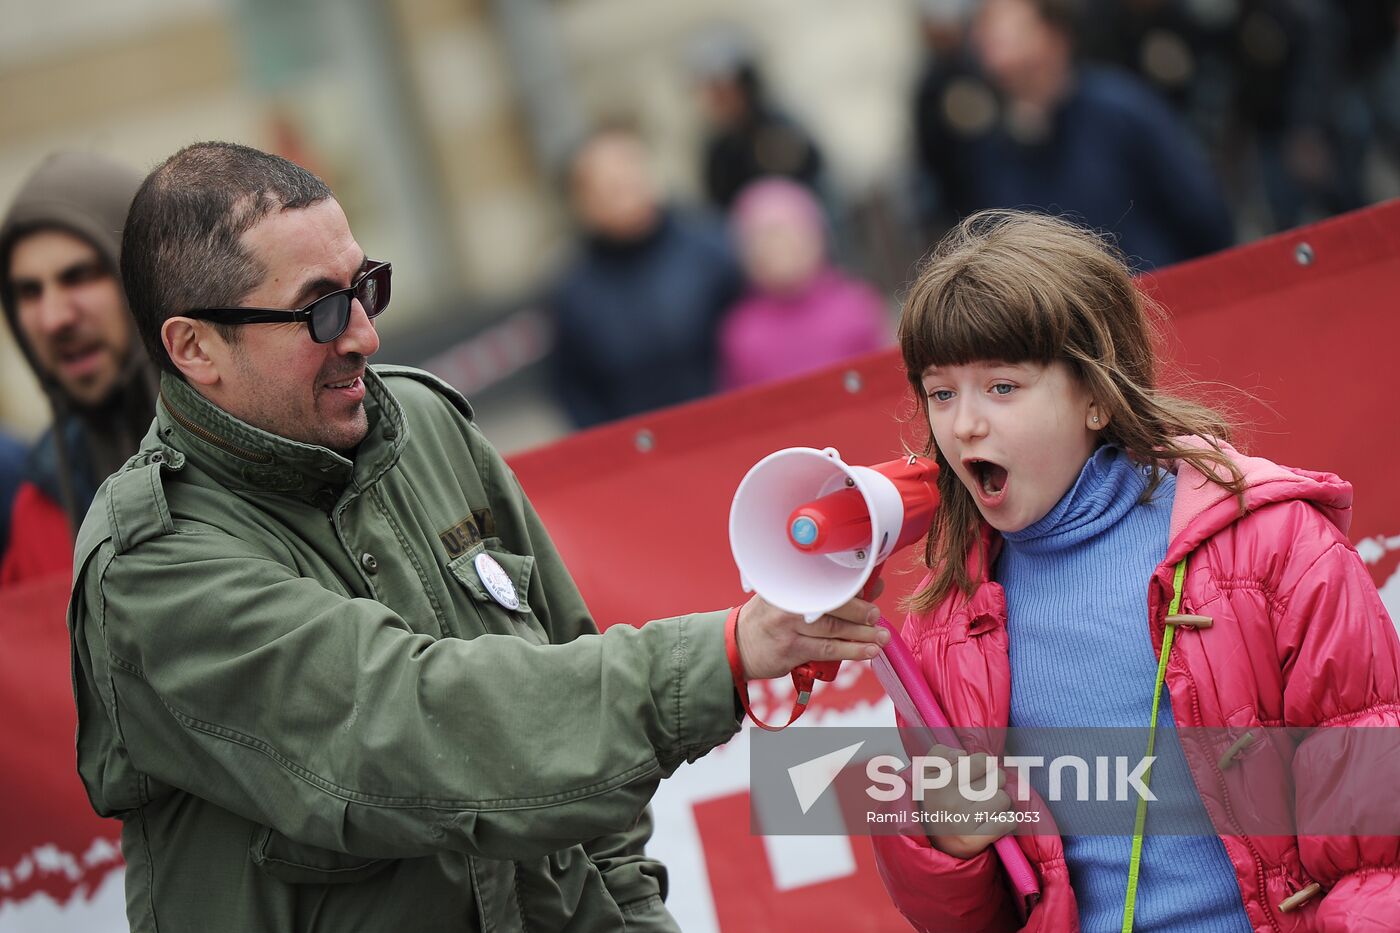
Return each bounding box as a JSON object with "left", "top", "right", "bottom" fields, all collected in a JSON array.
[{"left": 872, "top": 442, "right": 1400, "bottom": 932}]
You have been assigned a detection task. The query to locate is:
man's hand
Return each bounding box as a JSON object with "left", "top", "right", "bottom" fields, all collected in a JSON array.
[{"left": 734, "top": 592, "right": 889, "bottom": 681}]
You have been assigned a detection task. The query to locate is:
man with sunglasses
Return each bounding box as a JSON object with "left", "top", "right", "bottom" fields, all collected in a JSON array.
[{"left": 66, "top": 141, "right": 886, "bottom": 933}]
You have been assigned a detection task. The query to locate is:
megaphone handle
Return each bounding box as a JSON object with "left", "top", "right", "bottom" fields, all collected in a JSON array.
[
  {"left": 793, "top": 659, "right": 841, "bottom": 684},
  {"left": 789, "top": 562, "right": 888, "bottom": 693}
]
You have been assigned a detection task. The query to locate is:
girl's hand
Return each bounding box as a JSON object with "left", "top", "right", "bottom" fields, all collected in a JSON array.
[
  {"left": 734, "top": 593, "right": 889, "bottom": 681},
  {"left": 920, "top": 746, "right": 1016, "bottom": 859}
]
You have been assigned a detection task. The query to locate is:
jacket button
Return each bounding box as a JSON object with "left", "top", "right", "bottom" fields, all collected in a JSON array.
[
  {"left": 1217, "top": 730, "right": 1257, "bottom": 770},
  {"left": 360, "top": 552, "right": 379, "bottom": 575},
  {"left": 149, "top": 451, "right": 165, "bottom": 465},
  {"left": 1277, "top": 881, "right": 1321, "bottom": 913}
]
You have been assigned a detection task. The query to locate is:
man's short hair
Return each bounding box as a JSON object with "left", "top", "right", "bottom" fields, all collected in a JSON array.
[{"left": 121, "top": 141, "right": 333, "bottom": 374}]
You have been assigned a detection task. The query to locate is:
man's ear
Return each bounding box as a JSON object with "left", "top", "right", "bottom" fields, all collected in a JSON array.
[{"left": 162, "top": 317, "right": 221, "bottom": 387}]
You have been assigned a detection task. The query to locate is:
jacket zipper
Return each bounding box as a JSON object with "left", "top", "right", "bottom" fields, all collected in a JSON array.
[{"left": 162, "top": 391, "right": 274, "bottom": 464}]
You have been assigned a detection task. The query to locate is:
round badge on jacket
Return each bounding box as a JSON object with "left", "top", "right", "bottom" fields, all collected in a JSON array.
[{"left": 473, "top": 552, "right": 521, "bottom": 611}]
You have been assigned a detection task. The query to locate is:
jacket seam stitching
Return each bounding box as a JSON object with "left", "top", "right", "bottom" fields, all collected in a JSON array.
[
  {"left": 105, "top": 482, "right": 124, "bottom": 553},
  {"left": 511, "top": 861, "right": 531, "bottom": 933},
  {"left": 1316, "top": 703, "right": 1400, "bottom": 727},
  {"left": 371, "top": 484, "right": 452, "bottom": 635},
  {"left": 1340, "top": 864, "right": 1400, "bottom": 880},
  {"left": 146, "top": 462, "right": 174, "bottom": 535},
  {"left": 137, "top": 806, "right": 160, "bottom": 932},
  {"left": 618, "top": 893, "right": 665, "bottom": 917},
  {"left": 673, "top": 618, "right": 688, "bottom": 756},
  {"left": 94, "top": 551, "right": 138, "bottom": 763},
  {"left": 1211, "top": 576, "right": 1285, "bottom": 618}
]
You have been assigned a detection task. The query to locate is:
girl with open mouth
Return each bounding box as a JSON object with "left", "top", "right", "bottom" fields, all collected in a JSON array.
[{"left": 871, "top": 209, "right": 1400, "bottom": 932}]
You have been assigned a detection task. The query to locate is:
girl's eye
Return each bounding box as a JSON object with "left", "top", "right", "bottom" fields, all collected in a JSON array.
[
  {"left": 927, "top": 389, "right": 954, "bottom": 402},
  {"left": 991, "top": 383, "right": 1015, "bottom": 396}
]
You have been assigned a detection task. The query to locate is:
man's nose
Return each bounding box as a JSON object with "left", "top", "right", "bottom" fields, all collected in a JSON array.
[
  {"left": 35, "top": 288, "right": 80, "bottom": 335},
  {"left": 336, "top": 298, "right": 380, "bottom": 358}
]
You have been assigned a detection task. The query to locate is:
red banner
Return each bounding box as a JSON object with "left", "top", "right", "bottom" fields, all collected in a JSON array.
[
  {"left": 2, "top": 200, "right": 1397, "bottom": 931},
  {"left": 0, "top": 575, "right": 125, "bottom": 930}
]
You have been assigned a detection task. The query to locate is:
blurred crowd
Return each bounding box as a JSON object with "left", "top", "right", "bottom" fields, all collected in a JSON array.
[
  {"left": 540, "top": 0, "right": 1399, "bottom": 428},
  {"left": 1, "top": 0, "right": 1397, "bottom": 579}
]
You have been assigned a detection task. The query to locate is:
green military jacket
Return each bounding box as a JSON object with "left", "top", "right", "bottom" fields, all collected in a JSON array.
[{"left": 69, "top": 367, "right": 741, "bottom": 932}]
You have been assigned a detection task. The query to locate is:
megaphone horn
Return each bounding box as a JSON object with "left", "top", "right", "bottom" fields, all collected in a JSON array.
[{"left": 728, "top": 448, "right": 939, "bottom": 623}]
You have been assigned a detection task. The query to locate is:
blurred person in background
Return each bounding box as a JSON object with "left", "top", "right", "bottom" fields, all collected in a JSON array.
[
  {"left": 1078, "top": 0, "right": 1219, "bottom": 130},
  {"left": 1225, "top": 0, "right": 1400, "bottom": 231},
  {"left": 1222, "top": 0, "right": 1335, "bottom": 232},
  {"left": 947, "top": 0, "right": 1234, "bottom": 269},
  {"left": 910, "top": 0, "right": 990, "bottom": 237},
  {"left": 70, "top": 141, "right": 888, "bottom": 931},
  {"left": 0, "top": 151, "right": 153, "bottom": 585},
  {"left": 689, "top": 27, "right": 827, "bottom": 212},
  {"left": 1321, "top": 1, "right": 1400, "bottom": 212},
  {"left": 718, "top": 177, "right": 889, "bottom": 390},
  {"left": 549, "top": 124, "right": 743, "bottom": 427}
]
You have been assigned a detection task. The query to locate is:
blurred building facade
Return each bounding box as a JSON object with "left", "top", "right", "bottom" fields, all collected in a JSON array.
[{"left": 0, "top": 0, "right": 923, "bottom": 442}]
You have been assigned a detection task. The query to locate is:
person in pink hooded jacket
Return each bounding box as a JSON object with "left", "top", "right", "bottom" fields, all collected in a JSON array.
[
  {"left": 872, "top": 209, "right": 1400, "bottom": 931},
  {"left": 718, "top": 177, "right": 889, "bottom": 390}
]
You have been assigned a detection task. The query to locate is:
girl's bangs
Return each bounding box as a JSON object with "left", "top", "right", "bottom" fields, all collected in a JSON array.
[{"left": 901, "top": 274, "right": 1064, "bottom": 380}]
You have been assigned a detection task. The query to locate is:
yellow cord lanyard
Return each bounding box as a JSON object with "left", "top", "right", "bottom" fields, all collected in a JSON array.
[{"left": 1121, "top": 558, "right": 1188, "bottom": 933}]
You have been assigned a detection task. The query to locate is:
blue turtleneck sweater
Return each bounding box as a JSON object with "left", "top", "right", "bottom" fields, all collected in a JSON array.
[{"left": 998, "top": 446, "right": 1250, "bottom": 932}]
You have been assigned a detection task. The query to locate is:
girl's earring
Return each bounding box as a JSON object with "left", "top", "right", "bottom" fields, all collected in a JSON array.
[{"left": 1092, "top": 414, "right": 1100, "bottom": 424}]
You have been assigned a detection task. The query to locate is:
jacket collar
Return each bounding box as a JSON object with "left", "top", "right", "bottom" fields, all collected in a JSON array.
[
  {"left": 1163, "top": 436, "right": 1352, "bottom": 563},
  {"left": 155, "top": 367, "right": 407, "bottom": 507}
]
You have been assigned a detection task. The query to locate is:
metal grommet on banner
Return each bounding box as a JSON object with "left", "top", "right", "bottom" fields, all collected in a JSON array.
[{"left": 474, "top": 552, "right": 520, "bottom": 610}]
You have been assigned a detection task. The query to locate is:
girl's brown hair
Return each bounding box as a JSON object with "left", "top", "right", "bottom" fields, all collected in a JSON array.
[{"left": 899, "top": 210, "right": 1245, "bottom": 612}]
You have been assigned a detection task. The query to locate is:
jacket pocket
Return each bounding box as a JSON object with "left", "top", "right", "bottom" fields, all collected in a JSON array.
[
  {"left": 512, "top": 848, "right": 629, "bottom": 930},
  {"left": 447, "top": 541, "right": 548, "bottom": 644},
  {"left": 250, "top": 827, "right": 393, "bottom": 885}
]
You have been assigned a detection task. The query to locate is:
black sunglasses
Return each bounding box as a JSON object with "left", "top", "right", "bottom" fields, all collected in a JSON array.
[{"left": 186, "top": 261, "right": 391, "bottom": 344}]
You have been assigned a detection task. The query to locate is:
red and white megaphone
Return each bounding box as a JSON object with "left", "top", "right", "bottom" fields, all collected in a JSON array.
[
  {"left": 729, "top": 447, "right": 939, "bottom": 625},
  {"left": 726, "top": 446, "right": 939, "bottom": 715},
  {"left": 728, "top": 448, "right": 1043, "bottom": 911}
]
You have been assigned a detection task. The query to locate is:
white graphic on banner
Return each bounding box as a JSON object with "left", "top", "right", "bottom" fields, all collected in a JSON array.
[
  {"left": 1357, "top": 533, "right": 1400, "bottom": 636},
  {"left": 0, "top": 843, "right": 125, "bottom": 933},
  {"left": 646, "top": 689, "right": 894, "bottom": 933}
]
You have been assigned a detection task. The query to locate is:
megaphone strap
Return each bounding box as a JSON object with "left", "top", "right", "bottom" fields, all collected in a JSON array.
[{"left": 725, "top": 606, "right": 816, "bottom": 731}]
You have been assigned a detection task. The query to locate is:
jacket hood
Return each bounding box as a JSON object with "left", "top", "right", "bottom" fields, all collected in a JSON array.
[
  {"left": 0, "top": 151, "right": 157, "bottom": 532},
  {"left": 0, "top": 150, "right": 143, "bottom": 364},
  {"left": 1164, "top": 436, "right": 1353, "bottom": 563}
]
